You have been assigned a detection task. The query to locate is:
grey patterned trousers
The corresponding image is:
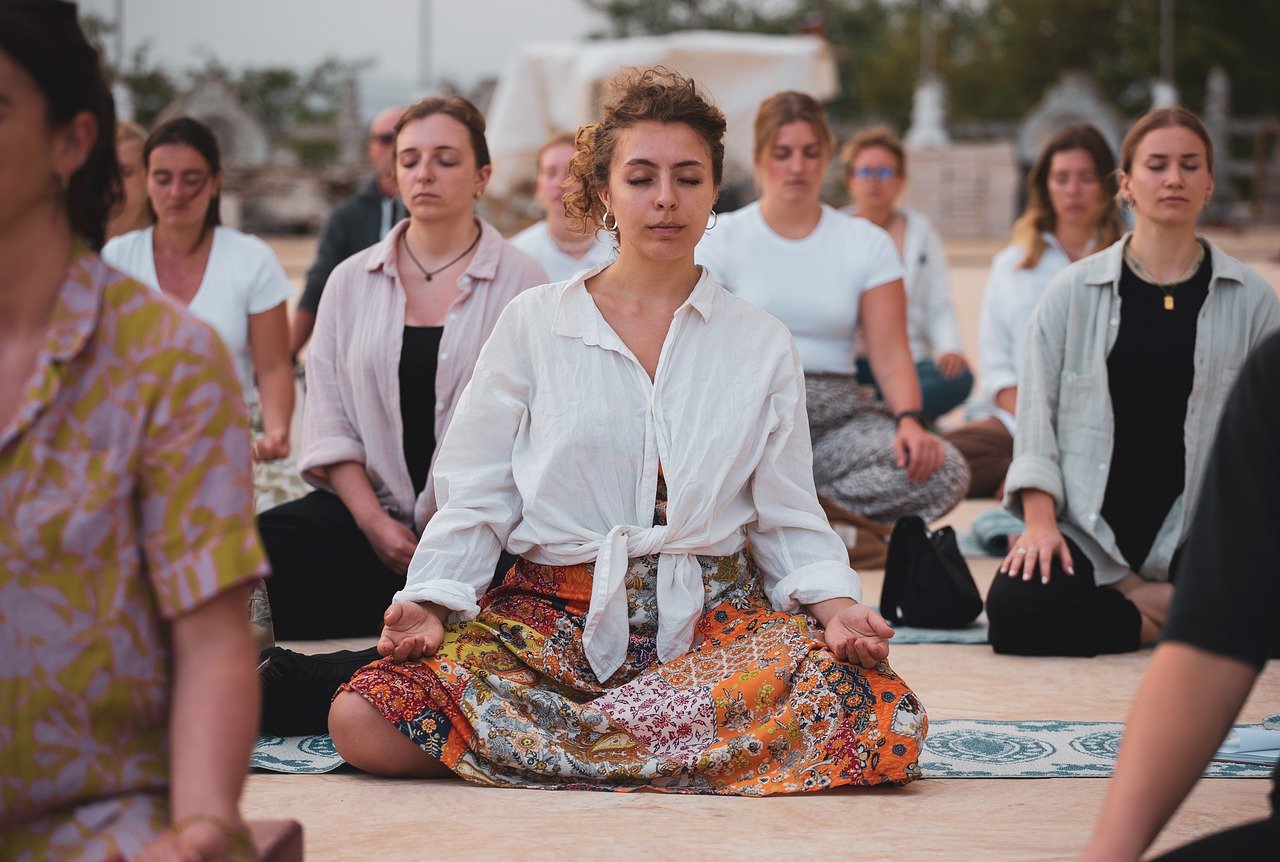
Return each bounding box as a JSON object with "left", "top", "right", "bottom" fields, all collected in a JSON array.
[{"left": 804, "top": 372, "right": 970, "bottom": 524}]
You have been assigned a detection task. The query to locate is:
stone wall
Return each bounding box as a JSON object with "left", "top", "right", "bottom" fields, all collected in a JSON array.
[{"left": 902, "top": 142, "right": 1020, "bottom": 239}]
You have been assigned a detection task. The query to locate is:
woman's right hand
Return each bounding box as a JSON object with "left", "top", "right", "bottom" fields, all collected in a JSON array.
[
  {"left": 378, "top": 601, "right": 447, "bottom": 662},
  {"left": 360, "top": 512, "right": 419, "bottom": 574},
  {"left": 1001, "top": 521, "right": 1074, "bottom": 584}
]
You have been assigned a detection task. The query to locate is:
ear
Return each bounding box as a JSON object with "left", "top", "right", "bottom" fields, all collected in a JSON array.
[
  {"left": 1117, "top": 171, "right": 1132, "bottom": 203},
  {"left": 597, "top": 190, "right": 611, "bottom": 213},
  {"left": 52, "top": 110, "right": 98, "bottom": 184},
  {"left": 475, "top": 163, "right": 493, "bottom": 195}
]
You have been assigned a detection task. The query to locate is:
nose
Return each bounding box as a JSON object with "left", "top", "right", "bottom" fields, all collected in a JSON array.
[
  {"left": 654, "top": 173, "right": 677, "bottom": 209},
  {"left": 788, "top": 152, "right": 807, "bottom": 173},
  {"left": 1165, "top": 165, "right": 1185, "bottom": 187}
]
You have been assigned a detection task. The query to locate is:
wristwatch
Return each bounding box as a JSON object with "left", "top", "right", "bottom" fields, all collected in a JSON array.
[{"left": 893, "top": 409, "right": 926, "bottom": 427}]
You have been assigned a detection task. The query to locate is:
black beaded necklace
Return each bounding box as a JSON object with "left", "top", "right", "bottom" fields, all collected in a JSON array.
[{"left": 401, "top": 224, "right": 481, "bottom": 282}]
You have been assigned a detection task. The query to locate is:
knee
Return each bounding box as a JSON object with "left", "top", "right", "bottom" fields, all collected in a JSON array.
[{"left": 329, "top": 690, "right": 385, "bottom": 771}]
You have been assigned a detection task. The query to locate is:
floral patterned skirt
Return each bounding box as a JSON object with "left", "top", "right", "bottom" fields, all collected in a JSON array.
[{"left": 344, "top": 497, "right": 926, "bottom": 795}]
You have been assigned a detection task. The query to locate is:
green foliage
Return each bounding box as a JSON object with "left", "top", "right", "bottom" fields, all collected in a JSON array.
[
  {"left": 120, "top": 45, "right": 179, "bottom": 129},
  {"left": 584, "top": 0, "right": 1280, "bottom": 127}
]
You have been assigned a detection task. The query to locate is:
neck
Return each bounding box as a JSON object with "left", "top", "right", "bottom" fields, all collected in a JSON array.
[
  {"left": 375, "top": 174, "right": 398, "bottom": 199},
  {"left": 595, "top": 246, "right": 700, "bottom": 307},
  {"left": 759, "top": 196, "right": 823, "bottom": 240},
  {"left": 153, "top": 220, "right": 210, "bottom": 256},
  {"left": 0, "top": 206, "right": 73, "bottom": 340},
  {"left": 1053, "top": 222, "right": 1095, "bottom": 261},
  {"left": 405, "top": 214, "right": 480, "bottom": 260},
  {"left": 546, "top": 213, "right": 594, "bottom": 256},
  {"left": 858, "top": 203, "right": 895, "bottom": 230},
  {"left": 1127, "top": 220, "right": 1201, "bottom": 281}
]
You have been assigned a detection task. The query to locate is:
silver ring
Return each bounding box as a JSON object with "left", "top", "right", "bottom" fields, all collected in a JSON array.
[{"left": 1015, "top": 547, "right": 1027, "bottom": 555}]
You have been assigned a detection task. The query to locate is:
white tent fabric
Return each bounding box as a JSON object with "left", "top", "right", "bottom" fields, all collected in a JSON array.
[{"left": 485, "top": 30, "right": 838, "bottom": 198}]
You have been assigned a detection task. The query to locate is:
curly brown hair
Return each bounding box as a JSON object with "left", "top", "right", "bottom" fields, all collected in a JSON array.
[{"left": 563, "top": 67, "right": 726, "bottom": 238}]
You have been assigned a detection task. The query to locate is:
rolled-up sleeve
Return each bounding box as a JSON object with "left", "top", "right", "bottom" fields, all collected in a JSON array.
[
  {"left": 394, "top": 305, "right": 529, "bottom": 615},
  {"left": 1003, "top": 282, "right": 1068, "bottom": 517},
  {"left": 747, "top": 343, "right": 862, "bottom": 611},
  {"left": 298, "top": 269, "right": 364, "bottom": 488}
]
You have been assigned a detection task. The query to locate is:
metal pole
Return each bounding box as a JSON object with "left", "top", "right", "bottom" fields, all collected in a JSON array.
[
  {"left": 921, "top": 0, "right": 936, "bottom": 80},
  {"left": 1160, "top": 0, "right": 1174, "bottom": 83},
  {"left": 418, "top": 0, "right": 432, "bottom": 93},
  {"left": 114, "top": 0, "right": 125, "bottom": 69}
]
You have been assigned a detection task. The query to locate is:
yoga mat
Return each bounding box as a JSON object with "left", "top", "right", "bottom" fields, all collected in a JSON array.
[
  {"left": 252, "top": 717, "right": 1278, "bottom": 778},
  {"left": 887, "top": 613, "right": 988, "bottom": 645}
]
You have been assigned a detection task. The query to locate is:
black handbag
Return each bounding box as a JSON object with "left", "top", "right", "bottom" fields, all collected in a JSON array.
[{"left": 880, "top": 515, "right": 983, "bottom": 628}]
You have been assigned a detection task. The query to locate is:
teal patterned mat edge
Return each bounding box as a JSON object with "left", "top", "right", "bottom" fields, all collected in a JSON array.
[{"left": 252, "top": 718, "right": 1275, "bottom": 779}]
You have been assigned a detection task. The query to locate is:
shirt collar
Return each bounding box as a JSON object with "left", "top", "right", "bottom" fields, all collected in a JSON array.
[
  {"left": 47, "top": 245, "right": 105, "bottom": 363},
  {"left": 1083, "top": 232, "right": 1244, "bottom": 293},
  {"left": 551, "top": 264, "right": 718, "bottom": 344},
  {"left": 365, "top": 216, "right": 502, "bottom": 290}
]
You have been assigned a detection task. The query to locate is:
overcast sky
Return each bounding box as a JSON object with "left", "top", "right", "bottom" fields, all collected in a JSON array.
[{"left": 80, "top": 0, "right": 607, "bottom": 115}]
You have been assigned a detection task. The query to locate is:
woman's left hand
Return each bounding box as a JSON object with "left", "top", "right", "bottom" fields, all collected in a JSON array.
[
  {"left": 136, "top": 816, "right": 252, "bottom": 862},
  {"left": 252, "top": 430, "right": 290, "bottom": 462},
  {"left": 936, "top": 351, "right": 969, "bottom": 378},
  {"left": 892, "top": 419, "right": 945, "bottom": 482},
  {"left": 823, "top": 603, "right": 895, "bottom": 668}
]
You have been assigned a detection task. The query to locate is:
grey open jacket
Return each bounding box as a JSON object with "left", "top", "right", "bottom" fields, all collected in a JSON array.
[{"left": 1003, "top": 234, "right": 1280, "bottom": 586}]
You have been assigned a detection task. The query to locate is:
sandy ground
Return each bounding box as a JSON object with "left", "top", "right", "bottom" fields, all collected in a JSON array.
[{"left": 247, "top": 228, "right": 1280, "bottom": 861}]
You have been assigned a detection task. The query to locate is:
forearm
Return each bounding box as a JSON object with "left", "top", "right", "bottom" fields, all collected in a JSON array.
[
  {"left": 290, "top": 308, "right": 316, "bottom": 359},
  {"left": 1019, "top": 488, "right": 1057, "bottom": 528},
  {"left": 257, "top": 360, "right": 295, "bottom": 440},
  {"left": 1085, "top": 642, "right": 1257, "bottom": 859},
  {"left": 805, "top": 596, "right": 856, "bottom": 628},
  {"left": 994, "top": 386, "right": 1017, "bottom": 415},
  {"left": 870, "top": 351, "right": 924, "bottom": 415},
  {"left": 328, "top": 460, "right": 389, "bottom": 529},
  {"left": 168, "top": 584, "right": 259, "bottom": 826}
]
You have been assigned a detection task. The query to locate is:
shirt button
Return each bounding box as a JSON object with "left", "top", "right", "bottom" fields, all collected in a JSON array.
[
  {"left": 1109, "top": 317, "right": 1118, "bottom": 326},
  {"left": 1088, "top": 513, "right": 1098, "bottom": 523},
  {"left": 435, "top": 401, "right": 444, "bottom": 412},
  {"left": 1097, "top": 462, "right": 1107, "bottom": 472},
  {"left": 439, "top": 351, "right": 449, "bottom": 361},
  {"left": 448, "top": 313, "right": 458, "bottom": 322}
]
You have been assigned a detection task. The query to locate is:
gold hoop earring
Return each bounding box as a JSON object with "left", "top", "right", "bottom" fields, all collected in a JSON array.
[
  {"left": 705, "top": 210, "right": 718, "bottom": 231},
  {"left": 601, "top": 209, "right": 617, "bottom": 231}
]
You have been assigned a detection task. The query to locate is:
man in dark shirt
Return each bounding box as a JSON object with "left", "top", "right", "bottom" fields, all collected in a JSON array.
[
  {"left": 1081, "top": 330, "right": 1280, "bottom": 860},
  {"left": 290, "top": 106, "right": 405, "bottom": 356}
]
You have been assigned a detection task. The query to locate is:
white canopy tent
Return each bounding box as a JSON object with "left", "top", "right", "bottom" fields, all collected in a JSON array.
[{"left": 485, "top": 30, "right": 839, "bottom": 198}]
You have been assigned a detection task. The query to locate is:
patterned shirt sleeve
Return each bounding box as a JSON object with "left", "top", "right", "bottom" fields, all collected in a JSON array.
[{"left": 138, "top": 315, "right": 268, "bottom": 618}]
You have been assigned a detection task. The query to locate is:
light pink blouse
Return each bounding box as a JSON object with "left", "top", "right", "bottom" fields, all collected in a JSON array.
[{"left": 299, "top": 217, "right": 547, "bottom": 531}]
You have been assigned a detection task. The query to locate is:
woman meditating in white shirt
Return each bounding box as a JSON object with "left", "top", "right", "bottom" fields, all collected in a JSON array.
[{"left": 326, "top": 67, "right": 927, "bottom": 793}]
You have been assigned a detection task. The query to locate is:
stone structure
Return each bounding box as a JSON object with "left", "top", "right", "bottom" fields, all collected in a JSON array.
[
  {"left": 156, "top": 74, "right": 272, "bottom": 167},
  {"left": 1016, "top": 72, "right": 1126, "bottom": 170},
  {"left": 905, "top": 76, "right": 950, "bottom": 149}
]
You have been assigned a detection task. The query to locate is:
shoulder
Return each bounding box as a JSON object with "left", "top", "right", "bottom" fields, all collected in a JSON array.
[
  {"left": 101, "top": 227, "right": 151, "bottom": 266},
  {"left": 1208, "top": 242, "right": 1279, "bottom": 300},
  {"left": 508, "top": 221, "right": 546, "bottom": 251},
  {"left": 711, "top": 280, "right": 794, "bottom": 341},
  {"left": 214, "top": 226, "right": 276, "bottom": 260}
]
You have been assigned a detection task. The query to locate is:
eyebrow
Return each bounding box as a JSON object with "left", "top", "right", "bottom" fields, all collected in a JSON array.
[
  {"left": 622, "top": 158, "right": 706, "bottom": 169},
  {"left": 398, "top": 144, "right": 462, "bottom": 155},
  {"left": 1143, "top": 152, "right": 1203, "bottom": 159}
]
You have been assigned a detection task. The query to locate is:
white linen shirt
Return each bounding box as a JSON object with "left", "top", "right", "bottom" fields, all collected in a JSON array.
[
  {"left": 395, "top": 263, "right": 861, "bottom": 683},
  {"left": 966, "top": 233, "right": 1078, "bottom": 432}
]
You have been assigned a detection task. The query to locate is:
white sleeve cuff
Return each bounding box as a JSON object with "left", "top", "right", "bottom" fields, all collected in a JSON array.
[
  {"left": 767, "top": 560, "right": 862, "bottom": 612},
  {"left": 391, "top": 579, "right": 481, "bottom": 620}
]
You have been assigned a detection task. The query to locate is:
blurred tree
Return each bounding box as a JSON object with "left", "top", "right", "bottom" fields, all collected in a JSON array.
[{"left": 585, "top": 0, "right": 1279, "bottom": 128}]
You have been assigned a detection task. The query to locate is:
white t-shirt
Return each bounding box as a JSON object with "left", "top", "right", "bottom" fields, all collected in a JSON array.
[
  {"left": 508, "top": 220, "right": 616, "bottom": 284},
  {"left": 102, "top": 226, "right": 293, "bottom": 404},
  {"left": 696, "top": 202, "right": 904, "bottom": 374}
]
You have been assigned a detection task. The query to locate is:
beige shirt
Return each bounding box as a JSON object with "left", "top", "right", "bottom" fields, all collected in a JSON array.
[
  {"left": 300, "top": 218, "right": 547, "bottom": 531},
  {"left": 1004, "top": 235, "right": 1280, "bottom": 586}
]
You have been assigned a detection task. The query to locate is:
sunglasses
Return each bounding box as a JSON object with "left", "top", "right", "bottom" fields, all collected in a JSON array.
[
  {"left": 371, "top": 132, "right": 396, "bottom": 146},
  {"left": 851, "top": 166, "right": 898, "bottom": 180}
]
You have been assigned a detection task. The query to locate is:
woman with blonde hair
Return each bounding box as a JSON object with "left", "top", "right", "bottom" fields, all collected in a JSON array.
[
  {"left": 326, "top": 67, "right": 926, "bottom": 793},
  {"left": 945, "top": 123, "right": 1121, "bottom": 498},
  {"left": 698, "top": 91, "right": 969, "bottom": 534},
  {"left": 840, "top": 125, "right": 972, "bottom": 422},
  {"left": 105, "top": 119, "right": 150, "bottom": 240},
  {"left": 989, "top": 107, "right": 1280, "bottom": 657},
  {"left": 509, "top": 131, "right": 615, "bottom": 281}
]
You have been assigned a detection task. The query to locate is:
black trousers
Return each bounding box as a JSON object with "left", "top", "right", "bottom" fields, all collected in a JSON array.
[
  {"left": 1153, "top": 766, "right": 1279, "bottom": 860},
  {"left": 259, "top": 490, "right": 514, "bottom": 640},
  {"left": 986, "top": 535, "right": 1143, "bottom": 657}
]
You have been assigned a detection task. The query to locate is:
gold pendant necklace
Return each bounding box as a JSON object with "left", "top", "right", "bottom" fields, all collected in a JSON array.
[{"left": 1123, "top": 243, "right": 1205, "bottom": 311}]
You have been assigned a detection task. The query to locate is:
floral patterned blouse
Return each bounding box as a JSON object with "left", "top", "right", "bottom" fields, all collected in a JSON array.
[{"left": 0, "top": 249, "right": 267, "bottom": 860}]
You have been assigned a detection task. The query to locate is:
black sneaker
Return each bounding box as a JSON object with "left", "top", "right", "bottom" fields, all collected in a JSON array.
[{"left": 258, "top": 646, "right": 381, "bottom": 736}]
